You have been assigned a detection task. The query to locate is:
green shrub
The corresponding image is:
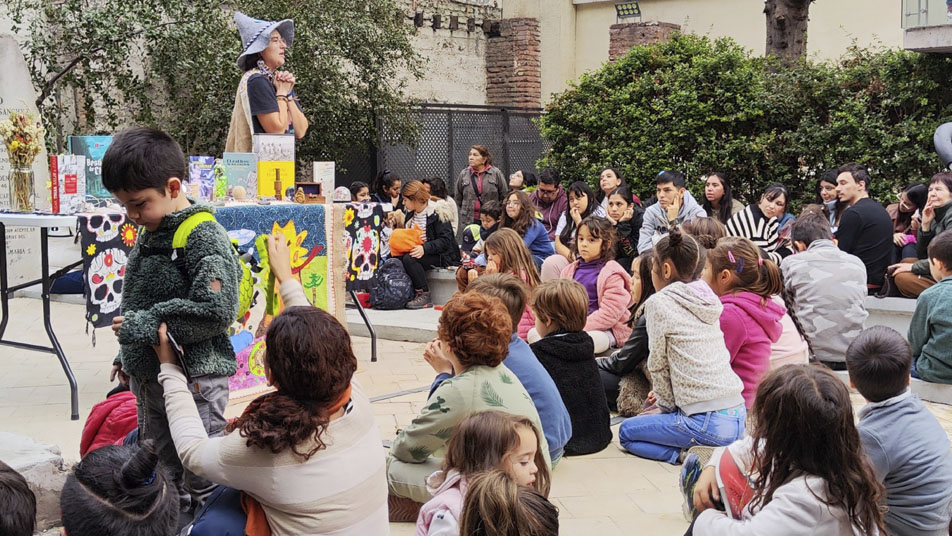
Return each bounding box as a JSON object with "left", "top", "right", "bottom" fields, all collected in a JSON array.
[{"left": 539, "top": 33, "right": 952, "bottom": 210}]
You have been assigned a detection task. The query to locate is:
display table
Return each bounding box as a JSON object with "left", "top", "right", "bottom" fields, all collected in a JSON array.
[{"left": 0, "top": 212, "right": 82, "bottom": 420}]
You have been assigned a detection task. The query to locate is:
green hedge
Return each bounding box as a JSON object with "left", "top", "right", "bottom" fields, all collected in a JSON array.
[{"left": 538, "top": 33, "right": 952, "bottom": 209}]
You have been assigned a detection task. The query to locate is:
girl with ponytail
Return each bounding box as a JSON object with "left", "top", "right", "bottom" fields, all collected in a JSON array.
[
  {"left": 151, "top": 233, "right": 388, "bottom": 534},
  {"left": 61, "top": 439, "right": 178, "bottom": 536},
  {"left": 703, "top": 237, "right": 787, "bottom": 408}
]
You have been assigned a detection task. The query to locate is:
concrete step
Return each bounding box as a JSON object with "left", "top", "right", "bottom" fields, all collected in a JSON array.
[
  {"left": 865, "top": 296, "right": 916, "bottom": 335},
  {"left": 346, "top": 306, "right": 440, "bottom": 343},
  {"left": 425, "top": 267, "right": 459, "bottom": 307},
  {"left": 0, "top": 432, "right": 67, "bottom": 531},
  {"left": 833, "top": 370, "right": 952, "bottom": 405}
]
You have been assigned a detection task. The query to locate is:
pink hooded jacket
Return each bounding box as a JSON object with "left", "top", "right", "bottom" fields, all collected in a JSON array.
[
  {"left": 415, "top": 470, "right": 467, "bottom": 536},
  {"left": 719, "top": 291, "right": 785, "bottom": 408},
  {"left": 560, "top": 259, "right": 633, "bottom": 345}
]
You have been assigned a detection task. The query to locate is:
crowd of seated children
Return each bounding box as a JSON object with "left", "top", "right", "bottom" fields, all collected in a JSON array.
[
  {"left": 618, "top": 229, "right": 746, "bottom": 464},
  {"left": 459, "top": 470, "right": 559, "bottom": 536},
  {"left": 909, "top": 229, "right": 952, "bottom": 384},
  {"left": 542, "top": 181, "right": 606, "bottom": 279},
  {"left": 846, "top": 327, "right": 952, "bottom": 536},
  {"left": 415, "top": 410, "right": 550, "bottom": 536},
  {"left": 604, "top": 184, "right": 644, "bottom": 272},
  {"left": 529, "top": 279, "right": 613, "bottom": 456},
  {"left": 500, "top": 190, "right": 556, "bottom": 267}
]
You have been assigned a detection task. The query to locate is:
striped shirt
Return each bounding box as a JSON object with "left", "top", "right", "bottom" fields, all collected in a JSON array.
[
  {"left": 410, "top": 211, "right": 428, "bottom": 242},
  {"left": 725, "top": 204, "right": 790, "bottom": 263}
]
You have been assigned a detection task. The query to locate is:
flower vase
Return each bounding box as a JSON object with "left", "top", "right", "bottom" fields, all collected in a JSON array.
[{"left": 9, "top": 166, "right": 35, "bottom": 212}]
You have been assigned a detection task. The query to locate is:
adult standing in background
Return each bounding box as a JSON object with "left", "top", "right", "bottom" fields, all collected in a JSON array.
[
  {"left": 225, "top": 12, "right": 309, "bottom": 152},
  {"left": 530, "top": 168, "right": 568, "bottom": 241},
  {"left": 454, "top": 145, "right": 508, "bottom": 240}
]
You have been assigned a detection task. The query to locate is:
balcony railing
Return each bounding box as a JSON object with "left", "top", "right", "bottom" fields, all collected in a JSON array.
[{"left": 903, "top": 0, "right": 952, "bottom": 29}]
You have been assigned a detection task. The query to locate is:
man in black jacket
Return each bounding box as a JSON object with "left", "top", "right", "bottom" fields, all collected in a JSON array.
[{"left": 834, "top": 162, "right": 893, "bottom": 293}]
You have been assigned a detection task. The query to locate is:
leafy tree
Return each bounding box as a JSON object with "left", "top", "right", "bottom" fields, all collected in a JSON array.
[{"left": 5, "top": 0, "right": 421, "bottom": 172}]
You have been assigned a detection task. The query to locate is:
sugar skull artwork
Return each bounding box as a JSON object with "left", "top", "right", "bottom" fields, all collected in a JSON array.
[
  {"left": 88, "top": 249, "right": 127, "bottom": 315},
  {"left": 79, "top": 213, "right": 135, "bottom": 334},
  {"left": 85, "top": 213, "right": 125, "bottom": 243},
  {"left": 343, "top": 203, "right": 384, "bottom": 291}
]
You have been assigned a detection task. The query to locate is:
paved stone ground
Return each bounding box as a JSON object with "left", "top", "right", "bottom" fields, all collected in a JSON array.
[{"left": 2, "top": 297, "right": 951, "bottom": 535}]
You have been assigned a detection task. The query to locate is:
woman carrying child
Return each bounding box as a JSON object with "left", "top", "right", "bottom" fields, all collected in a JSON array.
[
  {"left": 604, "top": 184, "right": 644, "bottom": 272},
  {"left": 703, "top": 237, "right": 785, "bottom": 408},
  {"left": 541, "top": 216, "right": 631, "bottom": 354},
  {"left": 541, "top": 182, "right": 606, "bottom": 280},
  {"left": 395, "top": 180, "right": 461, "bottom": 309},
  {"left": 618, "top": 229, "right": 746, "bottom": 464},
  {"left": 684, "top": 365, "right": 886, "bottom": 535},
  {"left": 415, "top": 410, "right": 550, "bottom": 535},
  {"left": 152, "top": 234, "right": 389, "bottom": 534},
  {"left": 529, "top": 279, "right": 613, "bottom": 455}
]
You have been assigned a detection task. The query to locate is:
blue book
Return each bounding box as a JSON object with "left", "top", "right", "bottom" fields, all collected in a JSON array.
[
  {"left": 189, "top": 156, "right": 215, "bottom": 201},
  {"left": 68, "top": 136, "right": 113, "bottom": 198},
  {"left": 222, "top": 152, "right": 257, "bottom": 195}
]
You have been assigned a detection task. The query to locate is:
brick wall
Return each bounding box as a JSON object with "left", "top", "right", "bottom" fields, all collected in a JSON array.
[
  {"left": 486, "top": 18, "right": 541, "bottom": 108},
  {"left": 608, "top": 21, "right": 681, "bottom": 62}
]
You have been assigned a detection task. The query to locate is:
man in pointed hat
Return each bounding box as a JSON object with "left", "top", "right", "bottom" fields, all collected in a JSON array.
[{"left": 225, "top": 12, "right": 309, "bottom": 152}]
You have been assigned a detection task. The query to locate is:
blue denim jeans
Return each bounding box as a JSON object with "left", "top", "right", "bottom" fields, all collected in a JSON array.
[{"left": 618, "top": 406, "right": 746, "bottom": 464}]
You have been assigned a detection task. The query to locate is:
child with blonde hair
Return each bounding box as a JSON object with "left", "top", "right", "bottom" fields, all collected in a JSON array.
[
  {"left": 415, "top": 410, "right": 550, "bottom": 535},
  {"left": 459, "top": 471, "right": 559, "bottom": 536},
  {"left": 529, "top": 279, "right": 613, "bottom": 455}
]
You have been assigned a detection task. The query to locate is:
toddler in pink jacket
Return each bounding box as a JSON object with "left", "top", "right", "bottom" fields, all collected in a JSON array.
[
  {"left": 703, "top": 237, "right": 786, "bottom": 407},
  {"left": 415, "top": 411, "right": 550, "bottom": 535},
  {"left": 553, "top": 216, "right": 632, "bottom": 353}
]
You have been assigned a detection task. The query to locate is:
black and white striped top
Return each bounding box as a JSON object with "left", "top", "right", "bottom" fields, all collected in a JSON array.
[{"left": 725, "top": 204, "right": 790, "bottom": 263}]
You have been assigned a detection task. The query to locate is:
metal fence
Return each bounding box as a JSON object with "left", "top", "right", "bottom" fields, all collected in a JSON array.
[{"left": 337, "top": 103, "right": 552, "bottom": 193}]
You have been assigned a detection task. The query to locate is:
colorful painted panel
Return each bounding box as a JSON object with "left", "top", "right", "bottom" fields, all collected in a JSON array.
[
  {"left": 343, "top": 202, "right": 384, "bottom": 291},
  {"left": 77, "top": 213, "right": 136, "bottom": 329}
]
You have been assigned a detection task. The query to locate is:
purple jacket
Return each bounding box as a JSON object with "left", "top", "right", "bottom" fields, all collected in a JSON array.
[
  {"left": 531, "top": 186, "right": 568, "bottom": 241},
  {"left": 719, "top": 291, "right": 784, "bottom": 408}
]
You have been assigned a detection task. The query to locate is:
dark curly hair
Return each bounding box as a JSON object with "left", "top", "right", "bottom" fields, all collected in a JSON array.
[
  {"left": 750, "top": 365, "right": 886, "bottom": 535},
  {"left": 438, "top": 291, "right": 512, "bottom": 368},
  {"left": 227, "top": 306, "right": 357, "bottom": 461},
  {"left": 573, "top": 215, "right": 616, "bottom": 263}
]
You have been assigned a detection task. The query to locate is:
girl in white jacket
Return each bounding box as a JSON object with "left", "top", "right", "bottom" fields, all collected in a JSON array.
[{"left": 687, "top": 365, "right": 885, "bottom": 536}]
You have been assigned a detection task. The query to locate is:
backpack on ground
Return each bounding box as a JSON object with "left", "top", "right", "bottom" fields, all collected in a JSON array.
[{"left": 370, "top": 258, "right": 413, "bottom": 310}]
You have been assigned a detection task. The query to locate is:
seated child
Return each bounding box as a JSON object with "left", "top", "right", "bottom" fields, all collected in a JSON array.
[
  {"left": 909, "top": 229, "right": 952, "bottom": 384},
  {"left": 768, "top": 294, "right": 810, "bottom": 370},
  {"left": 466, "top": 274, "right": 572, "bottom": 464},
  {"left": 460, "top": 200, "right": 501, "bottom": 258},
  {"left": 458, "top": 229, "right": 541, "bottom": 340},
  {"left": 618, "top": 229, "right": 746, "bottom": 464},
  {"left": 0, "top": 461, "right": 36, "bottom": 536},
  {"left": 680, "top": 216, "right": 726, "bottom": 250},
  {"left": 529, "top": 279, "right": 613, "bottom": 456},
  {"left": 102, "top": 127, "right": 242, "bottom": 515},
  {"left": 541, "top": 181, "right": 606, "bottom": 280},
  {"left": 459, "top": 470, "right": 559, "bottom": 536},
  {"left": 550, "top": 216, "right": 633, "bottom": 354},
  {"left": 703, "top": 237, "right": 785, "bottom": 407},
  {"left": 155, "top": 233, "right": 388, "bottom": 535},
  {"left": 388, "top": 291, "right": 550, "bottom": 507},
  {"left": 597, "top": 252, "right": 656, "bottom": 414},
  {"left": 604, "top": 185, "right": 644, "bottom": 272},
  {"left": 780, "top": 213, "right": 868, "bottom": 370},
  {"left": 415, "top": 410, "right": 550, "bottom": 536},
  {"left": 396, "top": 180, "right": 462, "bottom": 309},
  {"left": 61, "top": 440, "right": 179, "bottom": 535},
  {"left": 685, "top": 365, "right": 886, "bottom": 535},
  {"left": 349, "top": 181, "right": 371, "bottom": 202},
  {"left": 80, "top": 383, "right": 138, "bottom": 457},
  {"left": 847, "top": 326, "right": 952, "bottom": 536}
]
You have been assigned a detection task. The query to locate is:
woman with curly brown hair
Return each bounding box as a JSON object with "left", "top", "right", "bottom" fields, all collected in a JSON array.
[
  {"left": 153, "top": 233, "right": 387, "bottom": 535},
  {"left": 387, "top": 290, "right": 550, "bottom": 515}
]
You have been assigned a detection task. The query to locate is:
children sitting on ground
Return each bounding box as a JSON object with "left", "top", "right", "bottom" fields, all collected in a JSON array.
[
  {"left": 703, "top": 237, "right": 785, "bottom": 408},
  {"left": 529, "top": 279, "right": 613, "bottom": 456},
  {"left": 604, "top": 184, "right": 644, "bottom": 272},
  {"left": 457, "top": 229, "right": 541, "bottom": 340},
  {"left": 393, "top": 180, "right": 461, "bottom": 309},
  {"left": 460, "top": 200, "right": 501, "bottom": 258},
  {"left": 597, "top": 252, "right": 656, "bottom": 415},
  {"left": 415, "top": 410, "right": 550, "bottom": 536},
  {"left": 684, "top": 365, "right": 886, "bottom": 535},
  {"left": 459, "top": 470, "right": 559, "bottom": 536},
  {"left": 909, "top": 229, "right": 952, "bottom": 384},
  {"left": 501, "top": 190, "right": 556, "bottom": 267},
  {"left": 779, "top": 211, "right": 868, "bottom": 371},
  {"left": 542, "top": 181, "right": 606, "bottom": 280},
  {"left": 153, "top": 233, "right": 388, "bottom": 535},
  {"left": 102, "top": 127, "right": 242, "bottom": 521},
  {"left": 618, "top": 229, "right": 746, "bottom": 463},
  {"left": 467, "top": 274, "right": 572, "bottom": 464},
  {"left": 388, "top": 290, "right": 550, "bottom": 512},
  {"left": 544, "top": 216, "right": 632, "bottom": 354},
  {"left": 349, "top": 181, "right": 371, "bottom": 202},
  {"left": 0, "top": 461, "right": 36, "bottom": 536},
  {"left": 60, "top": 440, "right": 179, "bottom": 536},
  {"left": 846, "top": 326, "right": 952, "bottom": 536}
]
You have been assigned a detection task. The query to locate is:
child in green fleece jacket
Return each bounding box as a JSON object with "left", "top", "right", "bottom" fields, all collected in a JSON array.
[
  {"left": 103, "top": 127, "right": 241, "bottom": 516},
  {"left": 909, "top": 229, "right": 952, "bottom": 384}
]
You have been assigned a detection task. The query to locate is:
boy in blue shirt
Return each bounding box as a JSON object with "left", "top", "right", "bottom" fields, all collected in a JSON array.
[
  {"left": 847, "top": 326, "right": 952, "bottom": 535},
  {"left": 103, "top": 127, "right": 241, "bottom": 517}
]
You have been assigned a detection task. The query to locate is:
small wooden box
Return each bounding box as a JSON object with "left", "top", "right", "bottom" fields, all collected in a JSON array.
[{"left": 293, "top": 181, "right": 325, "bottom": 204}]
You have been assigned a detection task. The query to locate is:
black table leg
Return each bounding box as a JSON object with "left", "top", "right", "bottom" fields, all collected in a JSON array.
[
  {"left": 0, "top": 222, "right": 8, "bottom": 341},
  {"left": 40, "top": 227, "right": 79, "bottom": 420},
  {"left": 350, "top": 289, "right": 377, "bottom": 362}
]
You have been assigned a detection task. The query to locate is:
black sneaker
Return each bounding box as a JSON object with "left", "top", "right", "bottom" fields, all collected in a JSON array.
[{"left": 406, "top": 290, "right": 432, "bottom": 309}]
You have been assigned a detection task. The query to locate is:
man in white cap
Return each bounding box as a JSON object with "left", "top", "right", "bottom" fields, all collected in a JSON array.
[{"left": 225, "top": 12, "right": 309, "bottom": 152}]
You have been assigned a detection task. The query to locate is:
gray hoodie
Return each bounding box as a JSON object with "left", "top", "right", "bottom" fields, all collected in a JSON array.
[
  {"left": 645, "top": 280, "right": 745, "bottom": 415},
  {"left": 637, "top": 189, "right": 707, "bottom": 253}
]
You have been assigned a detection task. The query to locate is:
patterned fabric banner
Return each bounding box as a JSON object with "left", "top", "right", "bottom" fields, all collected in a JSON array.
[{"left": 343, "top": 202, "right": 384, "bottom": 291}]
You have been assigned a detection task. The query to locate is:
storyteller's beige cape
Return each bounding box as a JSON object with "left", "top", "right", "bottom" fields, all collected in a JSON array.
[{"left": 224, "top": 69, "right": 260, "bottom": 153}]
